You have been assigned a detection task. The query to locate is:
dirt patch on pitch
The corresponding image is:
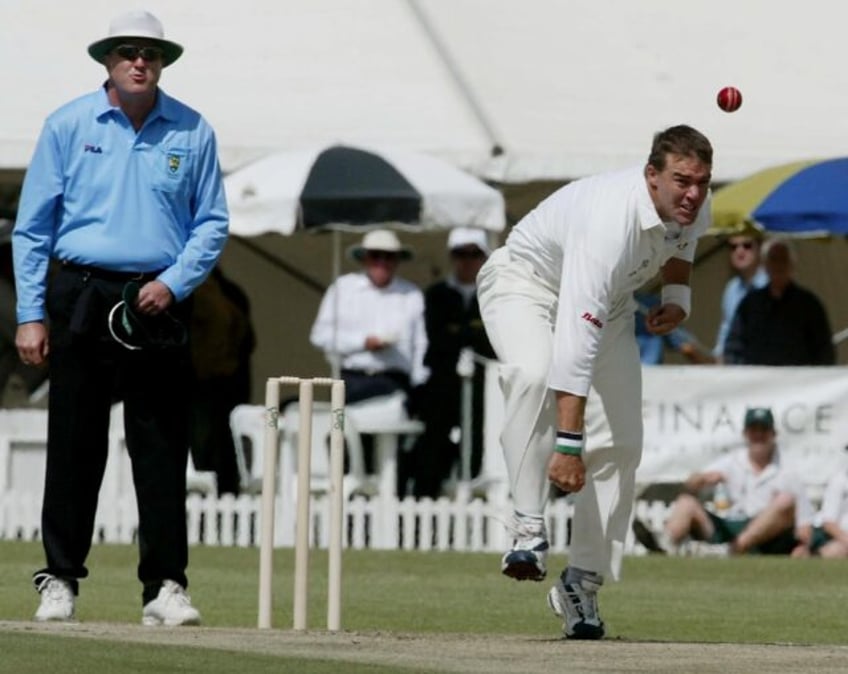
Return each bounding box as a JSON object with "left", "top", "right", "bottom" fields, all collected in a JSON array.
[{"left": 2, "top": 620, "right": 847, "bottom": 673}]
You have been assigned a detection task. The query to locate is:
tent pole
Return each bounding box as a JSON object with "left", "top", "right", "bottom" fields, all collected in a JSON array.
[
  {"left": 406, "top": 0, "right": 504, "bottom": 158},
  {"left": 331, "top": 230, "right": 342, "bottom": 379}
]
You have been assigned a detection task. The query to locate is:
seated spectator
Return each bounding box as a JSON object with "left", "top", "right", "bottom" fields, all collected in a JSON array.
[
  {"left": 712, "top": 228, "right": 768, "bottom": 362},
  {"left": 410, "top": 227, "right": 497, "bottom": 499},
  {"left": 633, "top": 407, "right": 814, "bottom": 556},
  {"left": 801, "top": 465, "right": 848, "bottom": 558},
  {"left": 310, "top": 229, "right": 428, "bottom": 489},
  {"left": 723, "top": 238, "right": 835, "bottom": 365},
  {"left": 634, "top": 292, "right": 714, "bottom": 365},
  {"left": 310, "top": 229, "right": 428, "bottom": 403}
]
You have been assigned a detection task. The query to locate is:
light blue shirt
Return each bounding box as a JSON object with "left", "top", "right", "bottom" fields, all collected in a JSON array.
[
  {"left": 712, "top": 266, "right": 769, "bottom": 357},
  {"left": 13, "top": 86, "right": 229, "bottom": 323}
]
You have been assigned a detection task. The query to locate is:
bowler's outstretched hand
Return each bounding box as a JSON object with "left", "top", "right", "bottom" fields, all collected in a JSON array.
[
  {"left": 644, "top": 303, "right": 686, "bottom": 336},
  {"left": 548, "top": 452, "right": 585, "bottom": 493}
]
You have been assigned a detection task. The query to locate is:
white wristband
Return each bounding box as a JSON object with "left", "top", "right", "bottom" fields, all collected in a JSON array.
[{"left": 661, "top": 284, "right": 691, "bottom": 318}]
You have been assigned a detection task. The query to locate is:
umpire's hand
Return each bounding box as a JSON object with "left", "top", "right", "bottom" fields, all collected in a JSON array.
[{"left": 548, "top": 453, "right": 585, "bottom": 493}]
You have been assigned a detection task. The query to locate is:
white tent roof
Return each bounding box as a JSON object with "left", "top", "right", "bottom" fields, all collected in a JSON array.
[{"left": 4, "top": 0, "right": 848, "bottom": 183}]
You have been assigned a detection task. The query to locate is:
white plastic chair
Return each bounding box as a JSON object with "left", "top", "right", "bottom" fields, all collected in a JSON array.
[
  {"left": 279, "top": 401, "right": 368, "bottom": 500},
  {"left": 229, "top": 403, "right": 368, "bottom": 498},
  {"left": 346, "top": 391, "right": 424, "bottom": 498},
  {"left": 229, "top": 404, "right": 267, "bottom": 493}
]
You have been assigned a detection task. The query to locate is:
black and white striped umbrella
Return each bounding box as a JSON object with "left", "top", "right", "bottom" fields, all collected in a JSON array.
[{"left": 225, "top": 144, "right": 505, "bottom": 236}]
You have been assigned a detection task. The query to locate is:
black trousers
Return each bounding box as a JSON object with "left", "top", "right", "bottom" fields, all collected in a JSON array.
[
  {"left": 37, "top": 264, "right": 192, "bottom": 605},
  {"left": 340, "top": 368, "right": 410, "bottom": 404},
  {"left": 411, "top": 366, "right": 487, "bottom": 499}
]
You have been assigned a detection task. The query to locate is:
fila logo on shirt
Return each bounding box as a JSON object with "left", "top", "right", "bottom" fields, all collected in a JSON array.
[
  {"left": 84, "top": 144, "right": 103, "bottom": 154},
  {"left": 581, "top": 312, "right": 603, "bottom": 329}
]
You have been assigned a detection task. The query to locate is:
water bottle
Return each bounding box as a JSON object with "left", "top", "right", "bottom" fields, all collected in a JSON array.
[{"left": 713, "top": 481, "right": 731, "bottom": 515}]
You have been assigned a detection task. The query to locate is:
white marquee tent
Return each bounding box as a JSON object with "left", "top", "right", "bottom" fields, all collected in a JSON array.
[
  {"left": 5, "top": 0, "right": 848, "bottom": 393},
  {"left": 3, "top": 0, "right": 848, "bottom": 184}
]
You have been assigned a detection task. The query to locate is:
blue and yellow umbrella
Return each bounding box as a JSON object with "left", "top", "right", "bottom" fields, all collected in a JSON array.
[{"left": 710, "top": 158, "right": 848, "bottom": 237}]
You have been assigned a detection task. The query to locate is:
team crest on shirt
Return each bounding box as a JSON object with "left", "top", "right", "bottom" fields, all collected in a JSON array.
[{"left": 167, "top": 153, "right": 182, "bottom": 174}]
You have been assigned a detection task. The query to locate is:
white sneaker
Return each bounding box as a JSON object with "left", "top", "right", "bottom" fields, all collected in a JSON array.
[
  {"left": 632, "top": 519, "right": 674, "bottom": 555},
  {"left": 142, "top": 580, "right": 201, "bottom": 626},
  {"left": 500, "top": 512, "right": 549, "bottom": 581},
  {"left": 689, "top": 541, "right": 731, "bottom": 558},
  {"left": 34, "top": 573, "right": 75, "bottom": 622},
  {"left": 547, "top": 574, "right": 605, "bottom": 639}
]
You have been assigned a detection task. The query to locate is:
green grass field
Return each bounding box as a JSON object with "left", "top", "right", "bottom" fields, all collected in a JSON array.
[{"left": 1, "top": 540, "right": 846, "bottom": 672}]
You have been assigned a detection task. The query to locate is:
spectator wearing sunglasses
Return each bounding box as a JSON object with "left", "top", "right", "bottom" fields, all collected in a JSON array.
[
  {"left": 13, "top": 10, "right": 227, "bottom": 626},
  {"left": 712, "top": 229, "right": 768, "bottom": 361},
  {"left": 310, "top": 230, "right": 428, "bottom": 488},
  {"left": 724, "top": 238, "right": 835, "bottom": 366},
  {"left": 409, "top": 228, "right": 497, "bottom": 499}
]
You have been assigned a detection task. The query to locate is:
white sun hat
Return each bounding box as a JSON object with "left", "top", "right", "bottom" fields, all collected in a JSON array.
[
  {"left": 347, "top": 229, "right": 413, "bottom": 261},
  {"left": 88, "top": 10, "right": 184, "bottom": 67}
]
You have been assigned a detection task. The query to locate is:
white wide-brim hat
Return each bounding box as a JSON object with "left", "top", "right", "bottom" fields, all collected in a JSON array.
[
  {"left": 347, "top": 229, "right": 413, "bottom": 261},
  {"left": 88, "top": 10, "right": 183, "bottom": 67},
  {"left": 447, "top": 227, "right": 491, "bottom": 256}
]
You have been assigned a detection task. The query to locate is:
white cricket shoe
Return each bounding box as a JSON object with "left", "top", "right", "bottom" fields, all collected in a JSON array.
[
  {"left": 632, "top": 518, "right": 674, "bottom": 555},
  {"left": 500, "top": 512, "right": 549, "bottom": 581},
  {"left": 547, "top": 573, "right": 605, "bottom": 640},
  {"left": 34, "top": 573, "right": 75, "bottom": 622},
  {"left": 142, "top": 580, "right": 201, "bottom": 626}
]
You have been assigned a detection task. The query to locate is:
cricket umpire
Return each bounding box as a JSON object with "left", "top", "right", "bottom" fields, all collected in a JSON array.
[
  {"left": 477, "top": 125, "right": 713, "bottom": 639},
  {"left": 13, "top": 10, "right": 228, "bottom": 625}
]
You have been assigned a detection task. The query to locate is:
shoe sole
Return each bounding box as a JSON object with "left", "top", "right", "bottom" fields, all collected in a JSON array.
[
  {"left": 632, "top": 520, "right": 666, "bottom": 554},
  {"left": 501, "top": 550, "right": 546, "bottom": 581},
  {"left": 33, "top": 616, "right": 77, "bottom": 623},
  {"left": 502, "top": 561, "right": 546, "bottom": 581},
  {"left": 142, "top": 616, "right": 201, "bottom": 627}
]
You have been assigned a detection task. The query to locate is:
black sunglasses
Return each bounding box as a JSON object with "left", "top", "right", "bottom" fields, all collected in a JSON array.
[
  {"left": 451, "top": 248, "right": 485, "bottom": 259},
  {"left": 113, "top": 44, "right": 164, "bottom": 62},
  {"left": 728, "top": 240, "right": 754, "bottom": 251},
  {"left": 364, "top": 250, "right": 400, "bottom": 261}
]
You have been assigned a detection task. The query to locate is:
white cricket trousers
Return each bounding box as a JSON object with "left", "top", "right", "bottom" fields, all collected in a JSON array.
[{"left": 477, "top": 247, "right": 643, "bottom": 579}]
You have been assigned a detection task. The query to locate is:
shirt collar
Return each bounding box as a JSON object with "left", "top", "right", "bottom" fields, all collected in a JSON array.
[
  {"left": 353, "top": 271, "right": 398, "bottom": 291},
  {"left": 635, "top": 168, "right": 666, "bottom": 232},
  {"left": 93, "top": 84, "right": 178, "bottom": 124}
]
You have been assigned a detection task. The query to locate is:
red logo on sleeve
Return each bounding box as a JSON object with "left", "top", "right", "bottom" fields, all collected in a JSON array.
[{"left": 581, "top": 312, "right": 604, "bottom": 329}]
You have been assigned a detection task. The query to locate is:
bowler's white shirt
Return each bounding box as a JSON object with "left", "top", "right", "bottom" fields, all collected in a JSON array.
[
  {"left": 505, "top": 166, "right": 711, "bottom": 394},
  {"left": 818, "top": 467, "right": 848, "bottom": 531},
  {"left": 705, "top": 448, "right": 815, "bottom": 525},
  {"left": 310, "top": 272, "right": 429, "bottom": 386}
]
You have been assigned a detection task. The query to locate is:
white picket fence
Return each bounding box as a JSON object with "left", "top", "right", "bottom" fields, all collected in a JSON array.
[
  {"left": 0, "top": 489, "right": 669, "bottom": 555},
  {"left": 0, "top": 405, "right": 670, "bottom": 555}
]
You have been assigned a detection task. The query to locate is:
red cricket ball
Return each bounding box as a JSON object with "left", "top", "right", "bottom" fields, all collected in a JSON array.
[{"left": 717, "top": 86, "right": 743, "bottom": 113}]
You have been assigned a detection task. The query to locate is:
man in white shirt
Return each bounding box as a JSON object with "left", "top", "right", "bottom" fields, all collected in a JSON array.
[
  {"left": 310, "top": 229, "right": 428, "bottom": 494},
  {"left": 805, "top": 466, "right": 848, "bottom": 558},
  {"left": 477, "top": 125, "right": 713, "bottom": 640},
  {"left": 640, "top": 407, "right": 813, "bottom": 557},
  {"left": 310, "top": 229, "right": 428, "bottom": 402}
]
